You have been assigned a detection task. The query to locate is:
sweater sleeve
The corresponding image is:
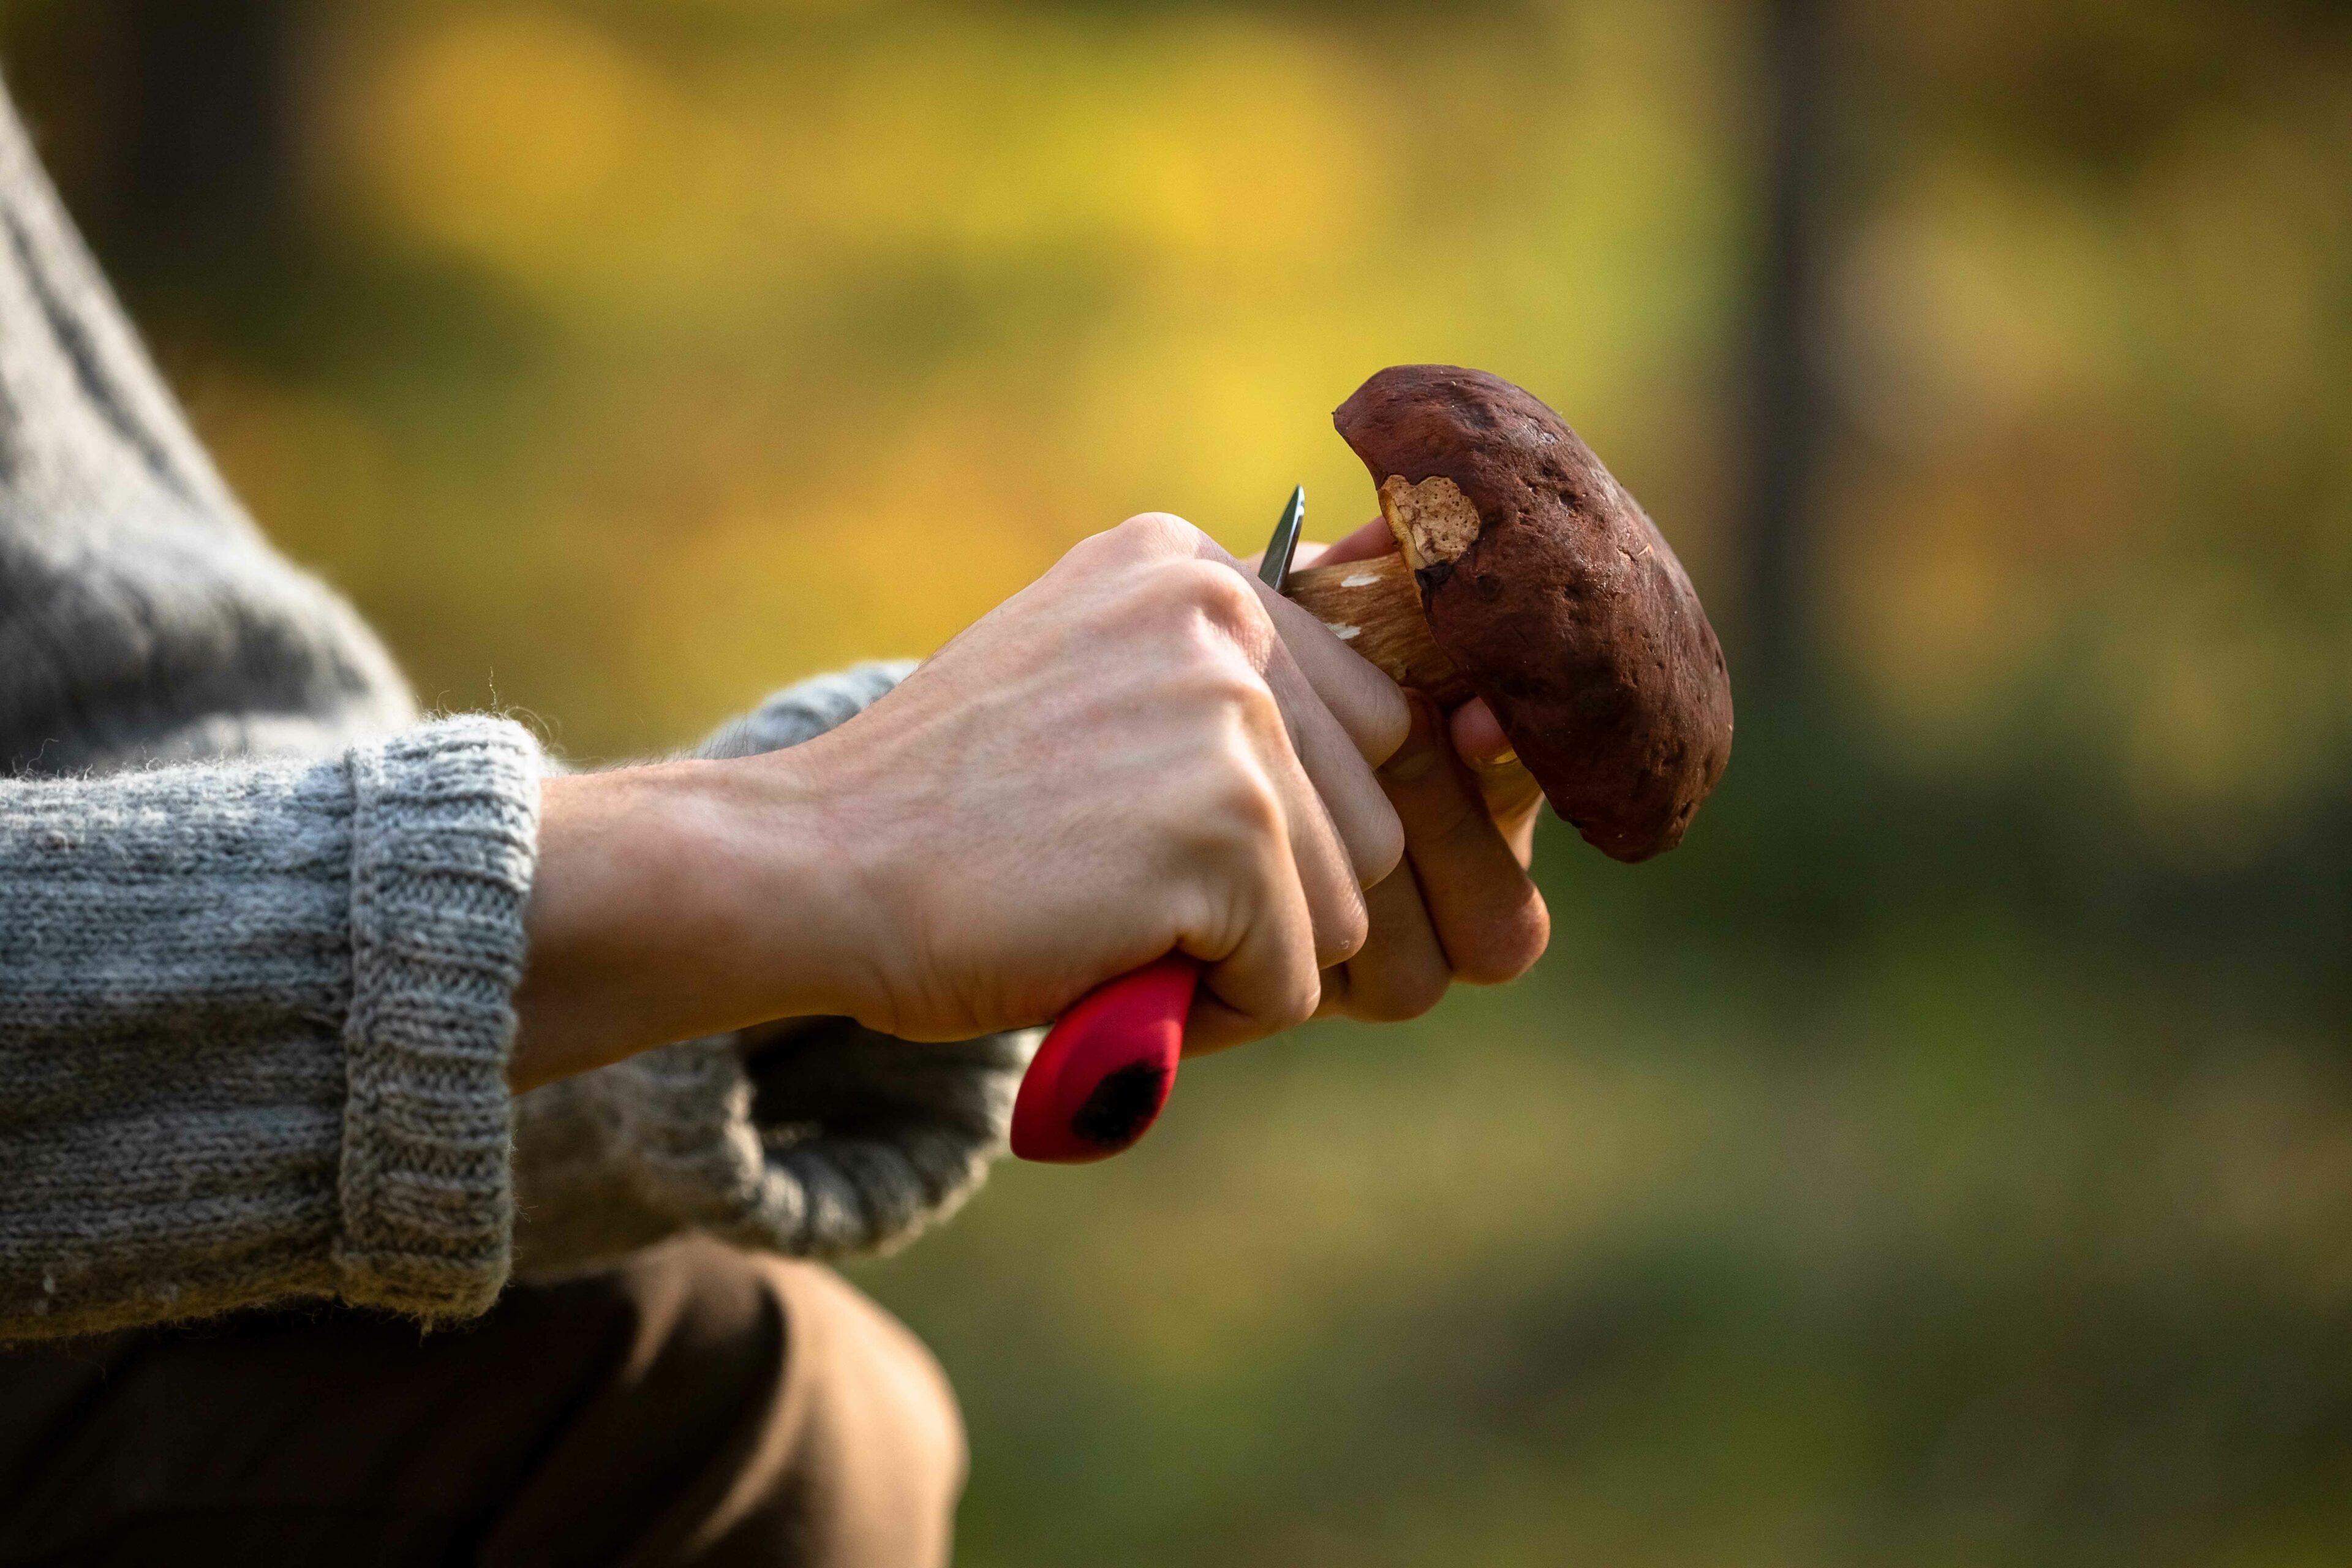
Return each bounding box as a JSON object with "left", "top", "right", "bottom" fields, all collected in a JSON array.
[
  {"left": 0, "top": 72, "right": 1015, "bottom": 1314},
  {"left": 0, "top": 717, "right": 541, "bottom": 1340}
]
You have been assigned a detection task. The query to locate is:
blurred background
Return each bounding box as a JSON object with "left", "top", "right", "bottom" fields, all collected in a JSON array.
[{"left": 7, "top": 0, "right": 2352, "bottom": 1560}]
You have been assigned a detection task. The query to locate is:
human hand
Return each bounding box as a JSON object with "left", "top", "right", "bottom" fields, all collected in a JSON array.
[
  {"left": 793, "top": 513, "right": 1413, "bottom": 1052},
  {"left": 1245, "top": 516, "right": 1550, "bottom": 1020},
  {"left": 513, "top": 513, "right": 1410, "bottom": 1089}
]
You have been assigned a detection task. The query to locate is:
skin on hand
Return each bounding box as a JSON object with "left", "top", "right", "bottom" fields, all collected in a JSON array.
[{"left": 510, "top": 513, "right": 1412, "bottom": 1091}]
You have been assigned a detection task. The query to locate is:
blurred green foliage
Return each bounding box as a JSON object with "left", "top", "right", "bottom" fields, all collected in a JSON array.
[{"left": 7, "top": 1, "right": 2352, "bottom": 1562}]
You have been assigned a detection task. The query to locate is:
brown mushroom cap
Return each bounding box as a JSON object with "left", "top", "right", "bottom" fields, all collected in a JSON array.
[{"left": 1333, "top": 364, "right": 1733, "bottom": 862}]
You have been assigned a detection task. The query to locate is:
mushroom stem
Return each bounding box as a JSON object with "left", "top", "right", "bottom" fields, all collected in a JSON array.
[
  {"left": 1283, "top": 553, "right": 1474, "bottom": 709},
  {"left": 1285, "top": 554, "right": 1530, "bottom": 818}
]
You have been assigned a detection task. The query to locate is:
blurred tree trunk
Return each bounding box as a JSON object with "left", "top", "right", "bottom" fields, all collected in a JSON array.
[
  {"left": 1742, "top": 0, "right": 1831, "bottom": 696},
  {"left": 107, "top": 0, "right": 300, "bottom": 280},
  {"left": 0, "top": 0, "right": 300, "bottom": 305}
]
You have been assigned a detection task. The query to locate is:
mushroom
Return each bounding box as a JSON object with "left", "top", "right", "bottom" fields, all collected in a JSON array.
[
  {"left": 1011, "top": 367, "right": 1735, "bottom": 1167},
  {"left": 1284, "top": 365, "right": 1733, "bottom": 861}
]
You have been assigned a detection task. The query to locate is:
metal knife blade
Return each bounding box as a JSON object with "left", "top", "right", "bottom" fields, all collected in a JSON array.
[{"left": 1259, "top": 484, "right": 1305, "bottom": 594}]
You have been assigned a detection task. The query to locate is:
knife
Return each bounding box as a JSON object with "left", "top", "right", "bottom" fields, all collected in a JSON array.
[{"left": 1008, "top": 486, "right": 1307, "bottom": 1163}]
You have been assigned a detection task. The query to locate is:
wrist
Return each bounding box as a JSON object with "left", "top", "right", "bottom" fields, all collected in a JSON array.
[
  {"left": 698, "top": 741, "right": 900, "bottom": 1031},
  {"left": 510, "top": 753, "right": 867, "bottom": 1090}
]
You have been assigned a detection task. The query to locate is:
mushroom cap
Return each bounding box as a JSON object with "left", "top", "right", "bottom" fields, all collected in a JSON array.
[{"left": 1334, "top": 364, "right": 1733, "bottom": 862}]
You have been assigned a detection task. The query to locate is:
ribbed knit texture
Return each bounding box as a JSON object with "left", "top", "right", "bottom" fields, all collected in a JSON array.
[
  {"left": 0, "top": 75, "right": 1025, "bottom": 1338},
  {"left": 337, "top": 720, "right": 541, "bottom": 1310},
  {"left": 0, "top": 722, "right": 538, "bottom": 1333}
]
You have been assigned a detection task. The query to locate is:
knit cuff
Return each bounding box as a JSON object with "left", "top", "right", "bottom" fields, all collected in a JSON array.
[{"left": 335, "top": 715, "right": 541, "bottom": 1318}]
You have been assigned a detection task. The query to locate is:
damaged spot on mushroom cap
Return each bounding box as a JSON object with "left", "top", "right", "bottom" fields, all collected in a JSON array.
[{"left": 1379, "top": 474, "right": 1482, "bottom": 571}]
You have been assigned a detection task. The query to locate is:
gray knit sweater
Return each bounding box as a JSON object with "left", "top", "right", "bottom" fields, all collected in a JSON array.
[{"left": 0, "top": 78, "right": 1030, "bottom": 1341}]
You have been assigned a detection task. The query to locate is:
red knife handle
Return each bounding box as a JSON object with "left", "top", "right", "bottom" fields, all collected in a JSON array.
[{"left": 1009, "top": 955, "right": 1201, "bottom": 1163}]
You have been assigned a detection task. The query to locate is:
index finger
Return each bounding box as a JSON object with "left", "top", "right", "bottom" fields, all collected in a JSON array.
[{"left": 1190, "top": 527, "right": 1412, "bottom": 772}]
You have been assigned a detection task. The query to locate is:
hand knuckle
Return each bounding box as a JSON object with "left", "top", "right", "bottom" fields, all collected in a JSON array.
[
  {"left": 1324, "top": 911, "right": 1370, "bottom": 970},
  {"left": 1201, "top": 762, "right": 1283, "bottom": 844},
  {"left": 1276, "top": 974, "right": 1321, "bottom": 1030},
  {"left": 1072, "top": 518, "right": 1150, "bottom": 570},
  {"left": 1112, "top": 511, "right": 1196, "bottom": 555},
  {"left": 1233, "top": 677, "right": 1287, "bottom": 741},
  {"left": 1132, "top": 562, "right": 1258, "bottom": 650},
  {"left": 1184, "top": 562, "right": 1261, "bottom": 629},
  {"left": 1170, "top": 661, "right": 1280, "bottom": 750}
]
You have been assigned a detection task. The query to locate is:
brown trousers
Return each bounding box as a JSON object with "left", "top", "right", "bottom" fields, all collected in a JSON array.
[{"left": 0, "top": 1238, "right": 965, "bottom": 1567}]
